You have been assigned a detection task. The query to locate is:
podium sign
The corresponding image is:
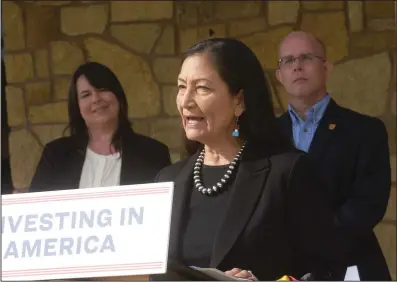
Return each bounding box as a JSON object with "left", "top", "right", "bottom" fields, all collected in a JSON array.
[{"left": 1, "top": 182, "right": 174, "bottom": 281}]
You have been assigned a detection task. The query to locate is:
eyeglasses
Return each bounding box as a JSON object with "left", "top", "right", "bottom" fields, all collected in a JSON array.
[{"left": 278, "top": 53, "right": 325, "bottom": 68}]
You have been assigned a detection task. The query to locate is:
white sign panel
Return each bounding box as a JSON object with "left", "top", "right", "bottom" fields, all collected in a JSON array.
[{"left": 1, "top": 182, "right": 174, "bottom": 281}]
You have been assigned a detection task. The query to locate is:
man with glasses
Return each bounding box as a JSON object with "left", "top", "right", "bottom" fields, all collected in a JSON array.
[{"left": 276, "top": 31, "right": 391, "bottom": 281}]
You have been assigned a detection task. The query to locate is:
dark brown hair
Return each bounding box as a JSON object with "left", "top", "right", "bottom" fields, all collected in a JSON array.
[
  {"left": 66, "top": 62, "right": 133, "bottom": 152},
  {"left": 181, "top": 38, "right": 292, "bottom": 156}
]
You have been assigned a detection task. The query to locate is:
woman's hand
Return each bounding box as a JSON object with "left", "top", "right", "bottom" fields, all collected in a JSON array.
[{"left": 225, "top": 268, "right": 258, "bottom": 281}]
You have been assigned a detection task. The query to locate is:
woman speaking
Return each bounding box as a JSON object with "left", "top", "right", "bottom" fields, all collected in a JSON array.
[{"left": 152, "top": 38, "right": 347, "bottom": 281}]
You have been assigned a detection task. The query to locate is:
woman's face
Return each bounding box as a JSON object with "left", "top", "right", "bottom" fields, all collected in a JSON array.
[
  {"left": 76, "top": 75, "right": 120, "bottom": 128},
  {"left": 177, "top": 53, "right": 244, "bottom": 145}
]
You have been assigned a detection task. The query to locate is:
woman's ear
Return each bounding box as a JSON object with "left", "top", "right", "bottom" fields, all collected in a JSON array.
[{"left": 234, "top": 89, "right": 245, "bottom": 117}]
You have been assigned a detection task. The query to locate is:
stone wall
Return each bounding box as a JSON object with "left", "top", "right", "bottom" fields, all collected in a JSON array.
[{"left": 2, "top": 0, "right": 396, "bottom": 277}]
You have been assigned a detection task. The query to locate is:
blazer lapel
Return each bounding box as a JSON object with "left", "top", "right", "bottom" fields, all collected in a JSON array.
[
  {"left": 61, "top": 136, "right": 87, "bottom": 190},
  {"left": 210, "top": 150, "right": 271, "bottom": 268},
  {"left": 119, "top": 131, "right": 157, "bottom": 185},
  {"left": 67, "top": 150, "right": 85, "bottom": 189},
  {"left": 307, "top": 99, "right": 341, "bottom": 159},
  {"left": 278, "top": 112, "right": 293, "bottom": 142},
  {"left": 168, "top": 153, "right": 198, "bottom": 260},
  {"left": 119, "top": 133, "right": 142, "bottom": 185}
]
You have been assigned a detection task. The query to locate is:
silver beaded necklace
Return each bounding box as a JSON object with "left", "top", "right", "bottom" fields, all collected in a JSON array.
[{"left": 193, "top": 142, "right": 247, "bottom": 196}]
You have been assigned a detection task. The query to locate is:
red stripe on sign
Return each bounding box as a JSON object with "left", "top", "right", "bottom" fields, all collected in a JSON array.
[
  {"left": 2, "top": 262, "right": 163, "bottom": 277},
  {"left": 2, "top": 187, "right": 170, "bottom": 205}
]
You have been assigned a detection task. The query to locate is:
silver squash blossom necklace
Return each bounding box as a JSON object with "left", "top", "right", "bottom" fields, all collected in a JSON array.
[{"left": 193, "top": 141, "right": 247, "bottom": 196}]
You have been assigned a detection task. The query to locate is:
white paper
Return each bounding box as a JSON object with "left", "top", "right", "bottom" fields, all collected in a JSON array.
[
  {"left": 1, "top": 182, "right": 174, "bottom": 281},
  {"left": 344, "top": 265, "right": 360, "bottom": 281}
]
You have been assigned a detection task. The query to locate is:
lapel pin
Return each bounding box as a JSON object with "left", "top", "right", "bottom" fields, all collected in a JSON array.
[{"left": 329, "top": 123, "right": 336, "bottom": 130}]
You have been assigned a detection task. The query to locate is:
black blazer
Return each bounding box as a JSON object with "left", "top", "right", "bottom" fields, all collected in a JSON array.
[
  {"left": 153, "top": 146, "right": 348, "bottom": 281},
  {"left": 278, "top": 99, "right": 392, "bottom": 280},
  {"left": 29, "top": 131, "right": 171, "bottom": 192}
]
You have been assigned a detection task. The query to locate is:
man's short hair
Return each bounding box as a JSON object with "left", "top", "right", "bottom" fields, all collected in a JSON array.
[{"left": 279, "top": 31, "right": 327, "bottom": 58}]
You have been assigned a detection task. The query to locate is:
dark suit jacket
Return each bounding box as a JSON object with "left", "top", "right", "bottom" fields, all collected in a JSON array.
[
  {"left": 279, "top": 99, "right": 392, "bottom": 280},
  {"left": 29, "top": 130, "right": 171, "bottom": 192},
  {"left": 152, "top": 146, "right": 348, "bottom": 281}
]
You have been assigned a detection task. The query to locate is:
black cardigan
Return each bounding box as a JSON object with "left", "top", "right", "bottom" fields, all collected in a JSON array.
[{"left": 29, "top": 130, "right": 171, "bottom": 192}]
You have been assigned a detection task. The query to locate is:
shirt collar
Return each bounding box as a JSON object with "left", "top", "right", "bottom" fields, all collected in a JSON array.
[{"left": 288, "top": 94, "right": 331, "bottom": 125}]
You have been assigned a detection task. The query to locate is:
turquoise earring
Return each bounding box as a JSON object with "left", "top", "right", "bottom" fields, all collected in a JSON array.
[{"left": 232, "top": 117, "right": 240, "bottom": 137}]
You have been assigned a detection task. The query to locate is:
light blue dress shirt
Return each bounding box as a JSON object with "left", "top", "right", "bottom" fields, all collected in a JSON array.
[{"left": 288, "top": 95, "right": 331, "bottom": 153}]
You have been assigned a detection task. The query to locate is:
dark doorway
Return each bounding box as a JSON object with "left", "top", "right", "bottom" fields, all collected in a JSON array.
[{"left": 2, "top": 36, "right": 13, "bottom": 194}]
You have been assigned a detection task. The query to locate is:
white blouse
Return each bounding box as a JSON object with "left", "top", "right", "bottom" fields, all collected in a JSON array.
[{"left": 79, "top": 148, "right": 122, "bottom": 189}]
